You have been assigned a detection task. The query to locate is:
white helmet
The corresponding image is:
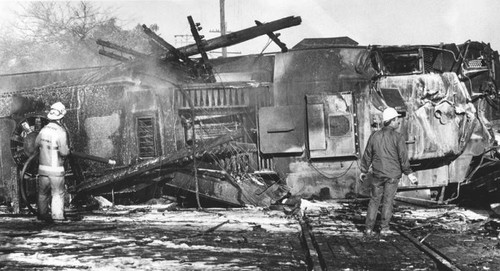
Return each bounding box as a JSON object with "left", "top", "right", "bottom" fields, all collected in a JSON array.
[
  {"left": 382, "top": 107, "right": 400, "bottom": 122},
  {"left": 47, "top": 102, "right": 67, "bottom": 120}
]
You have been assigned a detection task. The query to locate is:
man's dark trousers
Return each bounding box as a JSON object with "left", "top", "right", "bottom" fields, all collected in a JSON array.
[{"left": 365, "top": 177, "right": 399, "bottom": 231}]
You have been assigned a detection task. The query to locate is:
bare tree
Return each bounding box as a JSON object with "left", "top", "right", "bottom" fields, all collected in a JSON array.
[
  {"left": 0, "top": 1, "right": 156, "bottom": 73},
  {"left": 16, "top": 1, "right": 113, "bottom": 42}
]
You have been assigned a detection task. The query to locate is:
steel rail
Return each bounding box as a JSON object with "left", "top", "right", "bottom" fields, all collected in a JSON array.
[{"left": 393, "top": 227, "right": 462, "bottom": 271}]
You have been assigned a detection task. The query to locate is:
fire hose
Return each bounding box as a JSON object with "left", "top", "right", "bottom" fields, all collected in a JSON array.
[
  {"left": 20, "top": 151, "right": 116, "bottom": 215},
  {"left": 70, "top": 151, "right": 117, "bottom": 166}
]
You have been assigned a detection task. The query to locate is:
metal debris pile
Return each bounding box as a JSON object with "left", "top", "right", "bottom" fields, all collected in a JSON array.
[{"left": 392, "top": 205, "right": 500, "bottom": 238}]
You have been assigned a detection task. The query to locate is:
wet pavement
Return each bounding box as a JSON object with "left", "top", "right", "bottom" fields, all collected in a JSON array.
[
  {"left": 1, "top": 201, "right": 500, "bottom": 270},
  {"left": 0, "top": 207, "right": 308, "bottom": 270}
]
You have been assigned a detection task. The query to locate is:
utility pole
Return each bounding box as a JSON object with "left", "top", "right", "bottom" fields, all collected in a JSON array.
[
  {"left": 220, "top": 0, "right": 227, "bottom": 57},
  {"left": 174, "top": 34, "right": 193, "bottom": 47}
]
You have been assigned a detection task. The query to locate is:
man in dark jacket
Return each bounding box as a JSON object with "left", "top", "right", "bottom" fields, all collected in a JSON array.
[
  {"left": 360, "top": 107, "right": 417, "bottom": 236},
  {"left": 35, "top": 102, "right": 70, "bottom": 222}
]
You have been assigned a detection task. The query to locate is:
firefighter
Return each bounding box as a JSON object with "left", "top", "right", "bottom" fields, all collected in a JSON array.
[
  {"left": 35, "top": 102, "right": 70, "bottom": 222},
  {"left": 359, "top": 107, "right": 417, "bottom": 236}
]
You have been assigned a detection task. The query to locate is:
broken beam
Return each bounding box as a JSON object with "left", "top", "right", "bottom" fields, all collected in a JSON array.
[
  {"left": 255, "top": 20, "right": 288, "bottom": 52},
  {"left": 96, "top": 39, "right": 149, "bottom": 59},
  {"left": 165, "top": 16, "right": 301, "bottom": 59},
  {"left": 142, "top": 24, "right": 193, "bottom": 64},
  {"left": 98, "top": 49, "right": 131, "bottom": 62},
  {"left": 74, "top": 129, "right": 244, "bottom": 193}
]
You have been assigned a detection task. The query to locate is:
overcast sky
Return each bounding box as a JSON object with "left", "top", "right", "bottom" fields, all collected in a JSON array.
[{"left": 1, "top": 0, "right": 500, "bottom": 56}]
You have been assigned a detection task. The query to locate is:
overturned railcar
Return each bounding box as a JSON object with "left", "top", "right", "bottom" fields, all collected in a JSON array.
[
  {"left": 239, "top": 39, "right": 500, "bottom": 202},
  {"left": 259, "top": 39, "right": 499, "bottom": 202},
  {"left": 0, "top": 37, "right": 499, "bottom": 211}
]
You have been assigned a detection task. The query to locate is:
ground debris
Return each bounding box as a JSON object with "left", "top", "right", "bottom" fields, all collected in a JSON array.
[
  {"left": 394, "top": 205, "right": 497, "bottom": 234},
  {"left": 2, "top": 200, "right": 500, "bottom": 270},
  {"left": 0, "top": 207, "right": 306, "bottom": 270},
  {"left": 91, "top": 202, "right": 178, "bottom": 216}
]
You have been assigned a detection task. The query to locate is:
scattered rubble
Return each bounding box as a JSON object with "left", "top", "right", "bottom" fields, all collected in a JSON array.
[
  {"left": 2, "top": 199, "right": 500, "bottom": 270},
  {"left": 0, "top": 206, "right": 307, "bottom": 270},
  {"left": 302, "top": 199, "right": 500, "bottom": 270}
]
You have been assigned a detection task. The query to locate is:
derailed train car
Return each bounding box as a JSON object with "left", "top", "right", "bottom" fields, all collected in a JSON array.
[
  {"left": 257, "top": 39, "right": 500, "bottom": 204},
  {"left": 0, "top": 16, "right": 499, "bottom": 211}
]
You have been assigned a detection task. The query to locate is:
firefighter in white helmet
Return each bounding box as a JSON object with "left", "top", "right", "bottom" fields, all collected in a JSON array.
[
  {"left": 359, "top": 107, "right": 417, "bottom": 236},
  {"left": 35, "top": 102, "right": 70, "bottom": 222}
]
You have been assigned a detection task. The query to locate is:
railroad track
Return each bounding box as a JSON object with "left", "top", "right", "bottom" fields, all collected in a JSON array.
[
  {"left": 392, "top": 226, "right": 461, "bottom": 271},
  {"left": 299, "top": 200, "right": 485, "bottom": 271}
]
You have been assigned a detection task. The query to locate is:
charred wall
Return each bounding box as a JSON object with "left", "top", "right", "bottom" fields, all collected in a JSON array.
[
  {"left": 0, "top": 118, "right": 17, "bottom": 207},
  {"left": 0, "top": 74, "right": 180, "bottom": 206}
]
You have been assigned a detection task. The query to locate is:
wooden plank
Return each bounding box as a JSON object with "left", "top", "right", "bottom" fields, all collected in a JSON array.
[
  {"left": 208, "top": 89, "right": 213, "bottom": 107},
  {"left": 195, "top": 89, "right": 201, "bottom": 107},
  {"left": 242, "top": 89, "right": 248, "bottom": 105},
  {"left": 96, "top": 39, "right": 149, "bottom": 59},
  {"left": 235, "top": 89, "right": 241, "bottom": 105},
  {"left": 98, "top": 50, "right": 131, "bottom": 62},
  {"left": 255, "top": 20, "right": 288, "bottom": 53},
  {"left": 215, "top": 89, "right": 221, "bottom": 106},
  {"left": 228, "top": 89, "right": 234, "bottom": 106},
  {"left": 142, "top": 24, "right": 193, "bottom": 64},
  {"left": 202, "top": 89, "right": 207, "bottom": 107}
]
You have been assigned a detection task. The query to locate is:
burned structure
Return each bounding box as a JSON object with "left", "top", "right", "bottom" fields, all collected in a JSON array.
[{"left": 0, "top": 15, "right": 499, "bottom": 212}]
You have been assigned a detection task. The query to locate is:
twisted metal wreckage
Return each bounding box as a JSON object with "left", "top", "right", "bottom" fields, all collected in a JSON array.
[{"left": 1, "top": 15, "right": 500, "bottom": 214}]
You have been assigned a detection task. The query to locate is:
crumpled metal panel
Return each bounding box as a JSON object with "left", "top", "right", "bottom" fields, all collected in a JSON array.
[
  {"left": 376, "top": 72, "right": 487, "bottom": 161},
  {"left": 379, "top": 88, "right": 407, "bottom": 111}
]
